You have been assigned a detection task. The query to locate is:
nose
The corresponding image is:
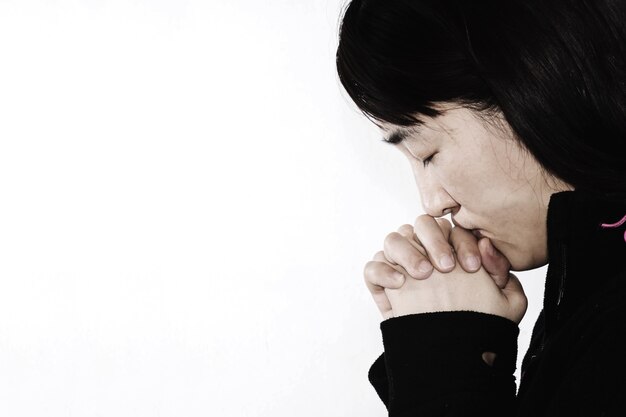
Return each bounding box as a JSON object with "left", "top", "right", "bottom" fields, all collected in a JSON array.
[{"left": 413, "top": 169, "right": 458, "bottom": 218}]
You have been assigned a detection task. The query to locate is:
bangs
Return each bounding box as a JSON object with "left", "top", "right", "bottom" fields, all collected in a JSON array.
[{"left": 336, "top": 0, "right": 491, "bottom": 127}]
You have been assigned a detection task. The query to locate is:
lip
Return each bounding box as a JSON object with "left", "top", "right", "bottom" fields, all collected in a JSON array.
[{"left": 451, "top": 218, "right": 488, "bottom": 238}]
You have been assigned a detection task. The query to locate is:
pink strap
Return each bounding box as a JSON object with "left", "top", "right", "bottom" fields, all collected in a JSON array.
[{"left": 600, "top": 214, "right": 626, "bottom": 243}]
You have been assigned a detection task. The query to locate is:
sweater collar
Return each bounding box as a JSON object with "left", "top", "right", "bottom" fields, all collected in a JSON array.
[{"left": 543, "top": 190, "right": 626, "bottom": 335}]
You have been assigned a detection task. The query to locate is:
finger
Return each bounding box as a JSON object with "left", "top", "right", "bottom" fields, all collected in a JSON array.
[
  {"left": 435, "top": 217, "right": 453, "bottom": 241},
  {"left": 449, "top": 226, "right": 482, "bottom": 272},
  {"left": 383, "top": 232, "right": 434, "bottom": 279},
  {"left": 363, "top": 257, "right": 404, "bottom": 318},
  {"left": 397, "top": 224, "right": 429, "bottom": 258},
  {"left": 372, "top": 250, "right": 417, "bottom": 282},
  {"left": 478, "top": 238, "right": 511, "bottom": 289},
  {"left": 369, "top": 251, "right": 406, "bottom": 288},
  {"left": 413, "top": 215, "right": 456, "bottom": 272},
  {"left": 364, "top": 276, "right": 394, "bottom": 320}
]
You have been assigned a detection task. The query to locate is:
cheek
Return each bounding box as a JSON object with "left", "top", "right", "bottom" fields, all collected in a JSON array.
[
  {"left": 438, "top": 157, "right": 493, "bottom": 203},
  {"left": 487, "top": 198, "right": 548, "bottom": 266},
  {"left": 442, "top": 160, "right": 521, "bottom": 232}
]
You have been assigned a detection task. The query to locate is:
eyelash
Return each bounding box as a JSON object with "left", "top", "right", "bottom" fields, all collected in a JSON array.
[{"left": 422, "top": 153, "right": 435, "bottom": 168}]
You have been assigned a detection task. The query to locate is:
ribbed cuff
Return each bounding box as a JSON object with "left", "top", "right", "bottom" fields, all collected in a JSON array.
[{"left": 380, "top": 311, "right": 519, "bottom": 412}]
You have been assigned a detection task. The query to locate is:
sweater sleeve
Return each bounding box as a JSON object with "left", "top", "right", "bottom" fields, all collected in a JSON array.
[{"left": 368, "top": 310, "right": 520, "bottom": 417}]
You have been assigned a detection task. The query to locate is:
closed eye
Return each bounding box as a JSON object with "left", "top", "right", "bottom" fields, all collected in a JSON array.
[{"left": 422, "top": 153, "right": 435, "bottom": 168}]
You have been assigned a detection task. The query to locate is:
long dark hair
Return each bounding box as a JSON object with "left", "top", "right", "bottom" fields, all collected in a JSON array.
[{"left": 336, "top": 0, "right": 626, "bottom": 195}]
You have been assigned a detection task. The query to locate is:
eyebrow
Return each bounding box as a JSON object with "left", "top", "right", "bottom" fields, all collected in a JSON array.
[
  {"left": 382, "top": 129, "right": 409, "bottom": 145},
  {"left": 381, "top": 126, "right": 422, "bottom": 145}
]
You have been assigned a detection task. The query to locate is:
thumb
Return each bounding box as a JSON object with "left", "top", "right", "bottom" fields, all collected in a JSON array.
[
  {"left": 500, "top": 272, "right": 528, "bottom": 324},
  {"left": 478, "top": 238, "right": 511, "bottom": 289}
]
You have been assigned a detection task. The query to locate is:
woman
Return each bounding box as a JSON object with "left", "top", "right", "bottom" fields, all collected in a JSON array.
[{"left": 335, "top": 0, "right": 626, "bottom": 415}]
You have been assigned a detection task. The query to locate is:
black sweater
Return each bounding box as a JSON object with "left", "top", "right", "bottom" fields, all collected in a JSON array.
[{"left": 368, "top": 190, "right": 626, "bottom": 416}]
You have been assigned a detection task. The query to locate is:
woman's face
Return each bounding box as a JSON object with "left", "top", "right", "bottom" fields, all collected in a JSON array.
[{"left": 380, "top": 102, "right": 573, "bottom": 271}]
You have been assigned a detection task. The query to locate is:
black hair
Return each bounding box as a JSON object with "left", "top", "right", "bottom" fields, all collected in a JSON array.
[{"left": 336, "top": 0, "right": 626, "bottom": 195}]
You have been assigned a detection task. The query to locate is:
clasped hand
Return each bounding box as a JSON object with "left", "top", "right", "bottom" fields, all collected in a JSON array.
[{"left": 363, "top": 215, "right": 528, "bottom": 325}]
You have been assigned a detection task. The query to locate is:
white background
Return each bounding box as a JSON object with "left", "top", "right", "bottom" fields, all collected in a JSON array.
[{"left": 0, "top": 1, "right": 546, "bottom": 416}]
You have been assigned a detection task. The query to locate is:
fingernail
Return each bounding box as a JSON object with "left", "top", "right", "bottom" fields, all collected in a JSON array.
[
  {"left": 418, "top": 261, "right": 433, "bottom": 273},
  {"left": 465, "top": 256, "right": 480, "bottom": 270},
  {"left": 440, "top": 254, "right": 455, "bottom": 269},
  {"left": 487, "top": 240, "right": 497, "bottom": 256}
]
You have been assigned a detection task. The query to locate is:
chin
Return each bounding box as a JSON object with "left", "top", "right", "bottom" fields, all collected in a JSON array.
[{"left": 502, "top": 247, "right": 548, "bottom": 271}]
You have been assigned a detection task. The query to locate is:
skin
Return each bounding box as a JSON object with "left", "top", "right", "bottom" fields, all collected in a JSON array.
[{"left": 363, "top": 101, "right": 574, "bottom": 321}]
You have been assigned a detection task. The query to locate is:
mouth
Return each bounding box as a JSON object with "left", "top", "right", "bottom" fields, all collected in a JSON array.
[
  {"left": 451, "top": 217, "right": 480, "bottom": 233},
  {"left": 472, "top": 229, "right": 486, "bottom": 239}
]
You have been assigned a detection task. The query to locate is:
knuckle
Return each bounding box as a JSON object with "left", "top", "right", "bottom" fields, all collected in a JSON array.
[
  {"left": 414, "top": 213, "right": 433, "bottom": 227},
  {"left": 383, "top": 232, "right": 403, "bottom": 249},
  {"left": 364, "top": 262, "right": 396, "bottom": 289},
  {"left": 397, "top": 223, "right": 414, "bottom": 235},
  {"left": 364, "top": 260, "right": 385, "bottom": 281},
  {"left": 373, "top": 250, "right": 386, "bottom": 261},
  {"left": 384, "top": 231, "right": 400, "bottom": 244}
]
